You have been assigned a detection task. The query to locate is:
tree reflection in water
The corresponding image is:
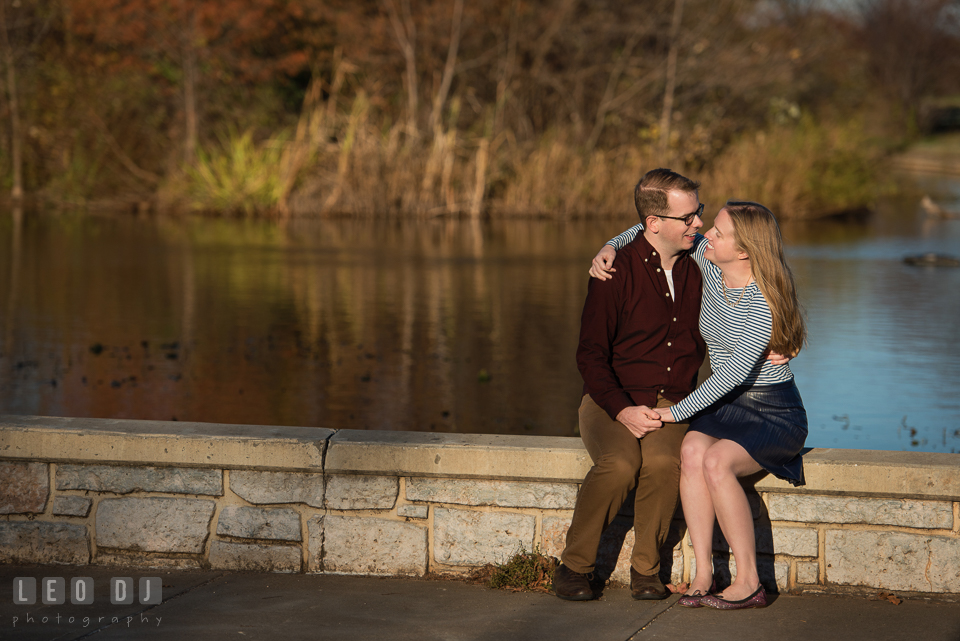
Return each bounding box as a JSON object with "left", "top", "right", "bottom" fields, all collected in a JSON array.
[{"left": 1, "top": 181, "right": 959, "bottom": 453}]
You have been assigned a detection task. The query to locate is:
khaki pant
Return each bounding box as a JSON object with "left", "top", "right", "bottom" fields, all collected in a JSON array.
[{"left": 561, "top": 394, "right": 688, "bottom": 576}]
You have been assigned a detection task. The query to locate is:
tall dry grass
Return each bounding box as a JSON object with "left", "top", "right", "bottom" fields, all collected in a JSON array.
[
  {"left": 169, "top": 89, "right": 881, "bottom": 220},
  {"left": 703, "top": 117, "right": 881, "bottom": 218}
]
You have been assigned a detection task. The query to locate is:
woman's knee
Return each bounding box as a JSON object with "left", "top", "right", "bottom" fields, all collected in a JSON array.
[
  {"left": 701, "top": 447, "right": 736, "bottom": 487},
  {"left": 680, "top": 439, "right": 706, "bottom": 473},
  {"left": 681, "top": 433, "right": 717, "bottom": 478}
]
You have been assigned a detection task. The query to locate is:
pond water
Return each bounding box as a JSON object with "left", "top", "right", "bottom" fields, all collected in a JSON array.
[{"left": 1, "top": 175, "right": 959, "bottom": 453}]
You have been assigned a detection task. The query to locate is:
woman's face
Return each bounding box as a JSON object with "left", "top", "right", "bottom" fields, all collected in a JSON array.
[{"left": 703, "top": 209, "right": 746, "bottom": 266}]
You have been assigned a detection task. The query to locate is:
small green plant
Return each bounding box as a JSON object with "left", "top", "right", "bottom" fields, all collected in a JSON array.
[
  {"left": 184, "top": 128, "right": 286, "bottom": 216},
  {"left": 487, "top": 545, "right": 558, "bottom": 593}
]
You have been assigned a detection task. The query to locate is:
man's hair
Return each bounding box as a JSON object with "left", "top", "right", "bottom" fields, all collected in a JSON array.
[{"left": 634, "top": 168, "right": 700, "bottom": 220}]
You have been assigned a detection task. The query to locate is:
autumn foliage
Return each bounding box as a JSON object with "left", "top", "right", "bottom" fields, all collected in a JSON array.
[{"left": 0, "top": 0, "right": 958, "bottom": 217}]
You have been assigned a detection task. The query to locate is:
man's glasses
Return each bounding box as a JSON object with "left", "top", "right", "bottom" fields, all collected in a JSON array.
[{"left": 658, "top": 203, "right": 704, "bottom": 226}]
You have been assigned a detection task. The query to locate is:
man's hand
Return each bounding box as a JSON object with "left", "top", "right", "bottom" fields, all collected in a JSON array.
[
  {"left": 616, "top": 405, "right": 662, "bottom": 438},
  {"left": 589, "top": 245, "right": 618, "bottom": 280},
  {"left": 764, "top": 349, "right": 796, "bottom": 366}
]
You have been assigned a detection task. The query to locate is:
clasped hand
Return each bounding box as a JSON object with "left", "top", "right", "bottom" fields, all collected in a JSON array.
[{"left": 616, "top": 405, "right": 676, "bottom": 438}]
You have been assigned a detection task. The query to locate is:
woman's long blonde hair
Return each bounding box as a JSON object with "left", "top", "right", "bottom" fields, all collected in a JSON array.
[{"left": 725, "top": 201, "right": 806, "bottom": 356}]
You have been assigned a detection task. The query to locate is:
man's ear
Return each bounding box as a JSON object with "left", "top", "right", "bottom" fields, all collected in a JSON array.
[{"left": 645, "top": 215, "right": 660, "bottom": 233}]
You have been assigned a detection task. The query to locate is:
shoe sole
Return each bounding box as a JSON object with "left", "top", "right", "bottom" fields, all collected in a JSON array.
[{"left": 555, "top": 592, "right": 596, "bottom": 601}]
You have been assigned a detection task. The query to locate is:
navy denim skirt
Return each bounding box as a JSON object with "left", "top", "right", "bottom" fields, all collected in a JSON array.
[{"left": 688, "top": 380, "right": 807, "bottom": 486}]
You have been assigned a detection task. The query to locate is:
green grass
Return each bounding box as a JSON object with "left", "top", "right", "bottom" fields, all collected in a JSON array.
[{"left": 183, "top": 129, "right": 286, "bottom": 216}]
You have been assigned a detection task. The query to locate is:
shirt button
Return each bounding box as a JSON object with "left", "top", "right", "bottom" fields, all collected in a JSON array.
[
  {"left": 667, "top": 367, "right": 671, "bottom": 372},
  {"left": 661, "top": 389, "right": 665, "bottom": 393},
  {"left": 657, "top": 268, "right": 661, "bottom": 272},
  {"left": 644, "top": 258, "right": 648, "bottom": 262},
  {"left": 665, "top": 292, "right": 670, "bottom": 297},
  {"left": 652, "top": 251, "right": 657, "bottom": 256},
  {"left": 673, "top": 317, "right": 677, "bottom": 321},
  {"left": 667, "top": 342, "right": 672, "bottom": 347}
]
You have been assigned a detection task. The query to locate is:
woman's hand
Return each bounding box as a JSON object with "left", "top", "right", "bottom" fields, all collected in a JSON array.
[
  {"left": 589, "top": 245, "right": 618, "bottom": 280},
  {"left": 764, "top": 349, "right": 795, "bottom": 366},
  {"left": 658, "top": 407, "right": 676, "bottom": 423}
]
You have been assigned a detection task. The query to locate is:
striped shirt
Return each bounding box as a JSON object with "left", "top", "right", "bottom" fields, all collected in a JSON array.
[{"left": 607, "top": 224, "right": 793, "bottom": 422}]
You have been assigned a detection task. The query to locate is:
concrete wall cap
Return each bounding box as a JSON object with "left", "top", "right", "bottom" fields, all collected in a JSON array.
[
  {"left": 1, "top": 418, "right": 958, "bottom": 499},
  {"left": 755, "top": 448, "right": 960, "bottom": 500},
  {"left": 326, "top": 430, "right": 590, "bottom": 482},
  {"left": 0, "top": 415, "right": 333, "bottom": 471}
]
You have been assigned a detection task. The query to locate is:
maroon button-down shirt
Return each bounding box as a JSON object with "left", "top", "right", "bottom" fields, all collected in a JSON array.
[{"left": 577, "top": 233, "right": 706, "bottom": 421}]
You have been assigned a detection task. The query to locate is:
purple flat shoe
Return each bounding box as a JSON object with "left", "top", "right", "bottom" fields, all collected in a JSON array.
[
  {"left": 677, "top": 580, "right": 717, "bottom": 608},
  {"left": 700, "top": 585, "right": 767, "bottom": 610},
  {"left": 677, "top": 589, "right": 709, "bottom": 608}
]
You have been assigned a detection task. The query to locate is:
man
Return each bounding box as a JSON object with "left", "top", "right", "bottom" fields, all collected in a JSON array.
[{"left": 554, "top": 167, "right": 707, "bottom": 601}]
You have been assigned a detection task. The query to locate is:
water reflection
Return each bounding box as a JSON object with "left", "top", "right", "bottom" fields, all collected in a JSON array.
[{"left": 1, "top": 177, "right": 958, "bottom": 453}]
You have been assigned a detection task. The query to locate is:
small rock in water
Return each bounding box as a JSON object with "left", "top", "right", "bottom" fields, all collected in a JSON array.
[{"left": 903, "top": 253, "right": 960, "bottom": 267}]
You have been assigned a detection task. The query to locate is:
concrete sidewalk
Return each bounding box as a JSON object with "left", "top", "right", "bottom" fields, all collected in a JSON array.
[{"left": 3, "top": 565, "right": 960, "bottom": 641}]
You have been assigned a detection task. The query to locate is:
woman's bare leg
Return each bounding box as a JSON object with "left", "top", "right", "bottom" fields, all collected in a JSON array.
[
  {"left": 701, "top": 439, "right": 763, "bottom": 601},
  {"left": 679, "top": 431, "right": 719, "bottom": 595}
]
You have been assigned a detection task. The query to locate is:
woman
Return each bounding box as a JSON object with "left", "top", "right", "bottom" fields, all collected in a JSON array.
[{"left": 591, "top": 201, "right": 807, "bottom": 610}]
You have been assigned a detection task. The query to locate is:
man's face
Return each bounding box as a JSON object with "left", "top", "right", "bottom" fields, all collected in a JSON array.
[{"left": 656, "top": 190, "right": 703, "bottom": 255}]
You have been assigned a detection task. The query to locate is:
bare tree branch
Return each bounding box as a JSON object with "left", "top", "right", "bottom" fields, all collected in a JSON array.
[
  {"left": 429, "top": 0, "right": 463, "bottom": 134},
  {"left": 586, "top": 33, "right": 640, "bottom": 151},
  {"left": 89, "top": 109, "right": 161, "bottom": 185},
  {"left": 382, "top": 0, "right": 419, "bottom": 135},
  {"left": 659, "top": 0, "right": 686, "bottom": 155}
]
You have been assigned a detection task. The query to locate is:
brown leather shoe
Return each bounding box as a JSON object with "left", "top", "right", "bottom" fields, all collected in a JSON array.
[
  {"left": 553, "top": 564, "right": 595, "bottom": 601},
  {"left": 630, "top": 567, "right": 668, "bottom": 600}
]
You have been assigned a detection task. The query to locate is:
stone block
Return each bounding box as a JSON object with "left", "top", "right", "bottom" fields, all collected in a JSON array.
[
  {"left": 326, "top": 475, "right": 398, "bottom": 510},
  {"left": 826, "top": 530, "right": 960, "bottom": 593},
  {"left": 97, "top": 497, "right": 214, "bottom": 553},
  {"left": 306, "top": 515, "right": 323, "bottom": 573},
  {"left": 93, "top": 552, "right": 205, "bottom": 570},
  {"left": 56, "top": 464, "right": 222, "bottom": 495},
  {"left": 323, "top": 515, "right": 427, "bottom": 576},
  {"left": 775, "top": 560, "right": 789, "bottom": 591},
  {"left": 217, "top": 506, "right": 302, "bottom": 541},
  {"left": 229, "top": 471, "right": 324, "bottom": 507},
  {"left": 398, "top": 504, "right": 428, "bottom": 519},
  {"left": 770, "top": 527, "right": 818, "bottom": 557},
  {"left": 715, "top": 525, "right": 818, "bottom": 558},
  {"left": 406, "top": 478, "right": 577, "bottom": 509},
  {"left": 767, "top": 494, "right": 952, "bottom": 529},
  {"left": 0, "top": 522, "right": 89, "bottom": 564},
  {"left": 0, "top": 462, "right": 49, "bottom": 514},
  {"left": 53, "top": 495, "right": 92, "bottom": 517},
  {"left": 540, "top": 516, "right": 570, "bottom": 559},
  {"left": 433, "top": 508, "right": 535, "bottom": 566},
  {"left": 797, "top": 561, "right": 819, "bottom": 584},
  {"left": 209, "top": 541, "right": 301, "bottom": 572}
]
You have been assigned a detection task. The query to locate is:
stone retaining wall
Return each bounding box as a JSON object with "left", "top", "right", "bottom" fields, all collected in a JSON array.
[{"left": 1, "top": 416, "right": 959, "bottom": 596}]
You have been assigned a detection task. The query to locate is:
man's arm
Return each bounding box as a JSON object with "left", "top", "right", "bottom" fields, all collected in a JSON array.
[{"left": 589, "top": 223, "right": 643, "bottom": 281}]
